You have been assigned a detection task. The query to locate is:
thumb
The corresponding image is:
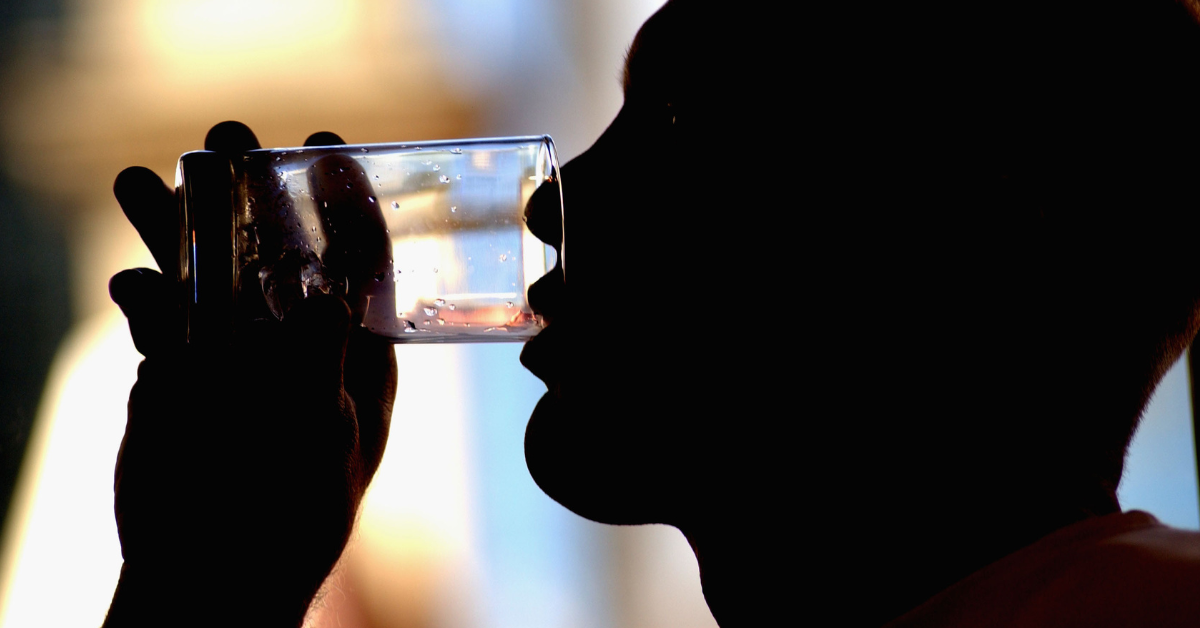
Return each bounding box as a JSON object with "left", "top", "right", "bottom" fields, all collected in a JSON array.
[{"left": 280, "top": 293, "right": 353, "bottom": 394}]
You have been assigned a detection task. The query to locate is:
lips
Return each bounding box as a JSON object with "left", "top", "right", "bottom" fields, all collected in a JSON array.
[{"left": 519, "top": 322, "right": 560, "bottom": 389}]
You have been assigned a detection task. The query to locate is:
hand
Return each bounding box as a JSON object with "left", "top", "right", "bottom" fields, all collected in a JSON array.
[{"left": 104, "top": 122, "right": 397, "bottom": 627}]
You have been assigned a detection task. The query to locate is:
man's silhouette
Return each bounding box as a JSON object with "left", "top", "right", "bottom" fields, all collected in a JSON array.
[{"left": 105, "top": 1, "right": 1200, "bottom": 626}]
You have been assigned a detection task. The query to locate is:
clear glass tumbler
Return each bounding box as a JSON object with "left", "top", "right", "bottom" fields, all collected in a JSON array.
[{"left": 176, "top": 136, "right": 562, "bottom": 343}]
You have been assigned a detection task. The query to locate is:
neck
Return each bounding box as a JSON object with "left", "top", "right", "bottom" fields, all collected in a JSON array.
[
  {"left": 847, "top": 478, "right": 1120, "bottom": 625},
  {"left": 680, "top": 476, "right": 1120, "bottom": 627}
]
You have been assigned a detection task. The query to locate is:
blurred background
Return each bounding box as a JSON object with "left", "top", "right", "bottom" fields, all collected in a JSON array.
[
  {"left": 0, "top": 1, "right": 1195, "bottom": 627},
  {"left": 0, "top": 1, "right": 722, "bottom": 626}
]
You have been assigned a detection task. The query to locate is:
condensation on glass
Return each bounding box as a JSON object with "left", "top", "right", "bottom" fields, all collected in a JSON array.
[{"left": 176, "top": 136, "right": 563, "bottom": 343}]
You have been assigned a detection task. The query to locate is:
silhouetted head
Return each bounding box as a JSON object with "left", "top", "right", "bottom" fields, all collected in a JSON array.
[{"left": 522, "top": 1, "right": 1200, "bottom": 624}]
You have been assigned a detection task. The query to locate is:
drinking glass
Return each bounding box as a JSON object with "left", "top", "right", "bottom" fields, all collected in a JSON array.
[{"left": 175, "top": 136, "right": 562, "bottom": 343}]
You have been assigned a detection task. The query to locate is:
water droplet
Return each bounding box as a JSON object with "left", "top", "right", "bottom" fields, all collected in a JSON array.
[
  {"left": 423, "top": 320, "right": 431, "bottom": 326},
  {"left": 437, "top": 318, "right": 446, "bottom": 325},
  {"left": 391, "top": 201, "right": 400, "bottom": 209},
  {"left": 439, "top": 175, "right": 450, "bottom": 183},
  {"left": 432, "top": 267, "right": 439, "bottom": 273},
  {"left": 374, "top": 174, "right": 380, "bottom": 179},
  {"left": 311, "top": 226, "right": 316, "bottom": 232},
  {"left": 274, "top": 156, "right": 281, "bottom": 161},
  {"left": 433, "top": 164, "right": 441, "bottom": 171},
  {"left": 422, "top": 160, "right": 432, "bottom": 166},
  {"left": 434, "top": 298, "right": 446, "bottom": 306},
  {"left": 345, "top": 183, "right": 352, "bottom": 189},
  {"left": 499, "top": 254, "right": 508, "bottom": 262},
  {"left": 403, "top": 321, "right": 418, "bottom": 333},
  {"left": 424, "top": 307, "right": 437, "bottom": 316},
  {"left": 450, "top": 148, "right": 463, "bottom": 154},
  {"left": 361, "top": 147, "right": 369, "bottom": 153},
  {"left": 448, "top": 304, "right": 457, "bottom": 310},
  {"left": 506, "top": 301, "right": 515, "bottom": 308},
  {"left": 450, "top": 206, "right": 457, "bottom": 213},
  {"left": 484, "top": 327, "right": 496, "bottom": 332},
  {"left": 464, "top": 322, "right": 471, "bottom": 327},
  {"left": 415, "top": 146, "right": 422, "bottom": 150},
  {"left": 455, "top": 174, "right": 462, "bottom": 180},
  {"left": 368, "top": 196, "right": 376, "bottom": 203}
]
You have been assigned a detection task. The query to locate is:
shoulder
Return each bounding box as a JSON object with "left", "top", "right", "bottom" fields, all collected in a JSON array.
[{"left": 888, "top": 512, "right": 1200, "bottom": 628}]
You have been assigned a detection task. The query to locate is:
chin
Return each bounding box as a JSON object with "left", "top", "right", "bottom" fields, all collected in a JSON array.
[{"left": 523, "top": 391, "right": 679, "bottom": 527}]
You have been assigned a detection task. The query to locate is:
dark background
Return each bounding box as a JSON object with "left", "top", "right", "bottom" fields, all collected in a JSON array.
[{"left": 0, "top": 0, "right": 72, "bottom": 546}]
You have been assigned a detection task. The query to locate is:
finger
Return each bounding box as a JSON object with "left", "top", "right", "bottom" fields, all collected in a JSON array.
[
  {"left": 304, "top": 132, "right": 346, "bottom": 147},
  {"left": 302, "top": 139, "right": 395, "bottom": 479},
  {"left": 308, "top": 154, "right": 393, "bottom": 321},
  {"left": 344, "top": 328, "right": 395, "bottom": 486},
  {"left": 110, "top": 268, "right": 179, "bottom": 357},
  {"left": 204, "top": 121, "right": 261, "bottom": 153},
  {"left": 279, "top": 294, "right": 352, "bottom": 396},
  {"left": 276, "top": 294, "right": 394, "bottom": 495},
  {"left": 307, "top": 153, "right": 397, "bottom": 472},
  {"left": 114, "top": 167, "right": 178, "bottom": 278}
]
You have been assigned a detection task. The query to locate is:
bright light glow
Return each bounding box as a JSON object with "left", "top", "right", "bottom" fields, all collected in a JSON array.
[
  {"left": 392, "top": 236, "right": 450, "bottom": 317},
  {"left": 439, "top": 292, "right": 518, "bottom": 301},
  {"left": 141, "top": 0, "right": 356, "bottom": 69},
  {"left": 0, "top": 314, "right": 140, "bottom": 628},
  {"left": 349, "top": 344, "right": 480, "bottom": 621},
  {"left": 0, "top": 318, "right": 482, "bottom": 628}
]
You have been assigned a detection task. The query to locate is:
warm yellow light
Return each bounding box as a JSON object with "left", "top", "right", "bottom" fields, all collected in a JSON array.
[
  {"left": 0, "top": 315, "right": 140, "bottom": 628},
  {"left": 392, "top": 236, "right": 446, "bottom": 318},
  {"left": 141, "top": 0, "right": 357, "bottom": 69},
  {"left": 357, "top": 344, "right": 474, "bottom": 559}
]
